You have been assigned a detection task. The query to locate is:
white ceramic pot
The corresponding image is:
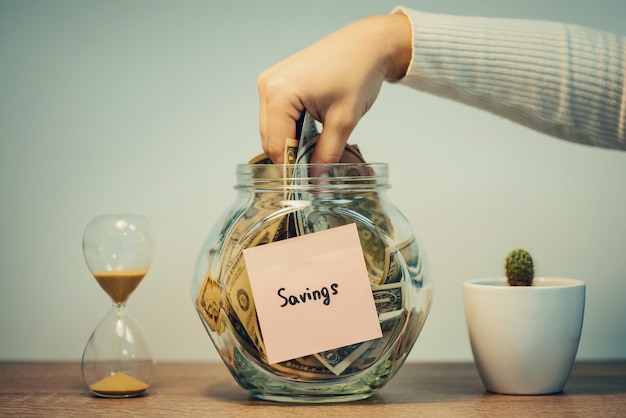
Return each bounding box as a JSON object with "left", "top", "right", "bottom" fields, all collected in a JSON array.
[{"left": 463, "top": 277, "right": 585, "bottom": 395}]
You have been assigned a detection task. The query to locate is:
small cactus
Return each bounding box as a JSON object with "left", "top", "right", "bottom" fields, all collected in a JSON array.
[{"left": 505, "top": 249, "right": 534, "bottom": 286}]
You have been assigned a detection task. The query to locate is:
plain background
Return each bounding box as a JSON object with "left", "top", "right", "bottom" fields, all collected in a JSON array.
[{"left": 1, "top": 0, "right": 625, "bottom": 363}]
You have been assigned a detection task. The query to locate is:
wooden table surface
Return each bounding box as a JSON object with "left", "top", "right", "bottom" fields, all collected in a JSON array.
[{"left": 1, "top": 361, "right": 625, "bottom": 417}]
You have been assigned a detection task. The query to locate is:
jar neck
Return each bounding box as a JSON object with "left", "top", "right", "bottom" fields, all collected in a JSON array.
[{"left": 235, "top": 163, "right": 389, "bottom": 193}]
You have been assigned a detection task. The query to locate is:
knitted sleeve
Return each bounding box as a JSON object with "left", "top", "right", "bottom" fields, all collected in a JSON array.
[{"left": 392, "top": 7, "right": 626, "bottom": 151}]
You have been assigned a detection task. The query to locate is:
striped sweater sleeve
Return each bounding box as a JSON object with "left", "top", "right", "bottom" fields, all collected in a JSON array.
[{"left": 393, "top": 7, "right": 626, "bottom": 151}]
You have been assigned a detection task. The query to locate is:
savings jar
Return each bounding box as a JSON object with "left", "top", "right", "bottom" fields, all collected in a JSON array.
[{"left": 192, "top": 161, "right": 432, "bottom": 403}]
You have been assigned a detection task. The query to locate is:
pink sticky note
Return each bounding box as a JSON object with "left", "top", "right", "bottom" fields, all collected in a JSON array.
[{"left": 243, "top": 223, "right": 382, "bottom": 364}]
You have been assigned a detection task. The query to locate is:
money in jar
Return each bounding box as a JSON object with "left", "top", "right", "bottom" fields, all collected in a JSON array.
[{"left": 192, "top": 116, "right": 432, "bottom": 402}]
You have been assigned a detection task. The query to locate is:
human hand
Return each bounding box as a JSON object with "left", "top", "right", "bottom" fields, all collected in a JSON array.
[{"left": 258, "top": 13, "right": 412, "bottom": 164}]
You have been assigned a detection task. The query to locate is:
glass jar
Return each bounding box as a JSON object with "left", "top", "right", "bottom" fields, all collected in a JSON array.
[{"left": 191, "top": 163, "right": 432, "bottom": 403}]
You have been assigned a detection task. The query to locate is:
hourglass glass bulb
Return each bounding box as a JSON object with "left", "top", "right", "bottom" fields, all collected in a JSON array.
[
  {"left": 82, "top": 306, "right": 154, "bottom": 397},
  {"left": 81, "top": 214, "right": 155, "bottom": 397},
  {"left": 83, "top": 215, "right": 153, "bottom": 304}
]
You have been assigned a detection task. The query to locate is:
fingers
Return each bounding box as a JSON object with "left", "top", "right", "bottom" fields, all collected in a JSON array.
[
  {"left": 311, "top": 110, "right": 357, "bottom": 164},
  {"left": 258, "top": 78, "right": 268, "bottom": 156},
  {"left": 258, "top": 72, "right": 304, "bottom": 164}
]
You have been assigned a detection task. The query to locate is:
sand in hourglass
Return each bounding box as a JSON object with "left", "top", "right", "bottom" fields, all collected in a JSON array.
[
  {"left": 89, "top": 371, "right": 149, "bottom": 396},
  {"left": 93, "top": 269, "right": 146, "bottom": 305},
  {"left": 90, "top": 269, "right": 148, "bottom": 395}
]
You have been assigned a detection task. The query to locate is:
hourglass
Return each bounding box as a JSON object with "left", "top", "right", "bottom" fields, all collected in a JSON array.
[{"left": 81, "top": 214, "right": 155, "bottom": 397}]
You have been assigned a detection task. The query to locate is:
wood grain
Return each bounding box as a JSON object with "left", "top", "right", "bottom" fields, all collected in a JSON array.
[{"left": 1, "top": 362, "right": 624, "bottom": 417}]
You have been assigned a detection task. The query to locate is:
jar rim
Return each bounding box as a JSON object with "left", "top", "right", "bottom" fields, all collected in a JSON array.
[
  {"left": 236, "top": 162, "right": 388, "bottom": 168},
  {"left": 235, "top": 162, "right": 389, "bottom": 190}
]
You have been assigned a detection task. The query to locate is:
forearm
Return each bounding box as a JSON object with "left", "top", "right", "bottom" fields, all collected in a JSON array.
[{"left": 393, "top": 7, "right": 626, "bottom": 150}]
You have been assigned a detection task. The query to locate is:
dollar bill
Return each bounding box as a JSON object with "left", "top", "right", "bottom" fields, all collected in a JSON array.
[
  {"left": 225, "top": 302, "right": 267, "bottom": 363},
  {"left": 309, "top": 313, "right": 406, "bottom": 378},
  {"left": 290, "top": 130, "right": 393, "bottom": 287},
  {"left": 313, "top": 341, "right": 373, "bottom": 376},
  {"left": 341, "top": 313, "right": 404, "bottom": 375},
  {"left": 372, "top": 281, "right": 405, "bottom": 315},
  {"left": 196, "top": 267, "right": 225, "bottom": 334},
  {"left": 283, "top": 137, "right": 299, "bottom": 194},
  {"left": 224, "top": 250, "right": 267, "bottom": 357},
  {"left": 269, "top": 354, "right": 340, "bottom": 381},
  {"left": 328, "top": 206, "right": 389, "bottom": 286}
]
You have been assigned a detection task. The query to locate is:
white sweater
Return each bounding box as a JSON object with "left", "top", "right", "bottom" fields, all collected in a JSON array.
[{"left": 394, "top": 7, "right": 626, "bottom": 151}]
